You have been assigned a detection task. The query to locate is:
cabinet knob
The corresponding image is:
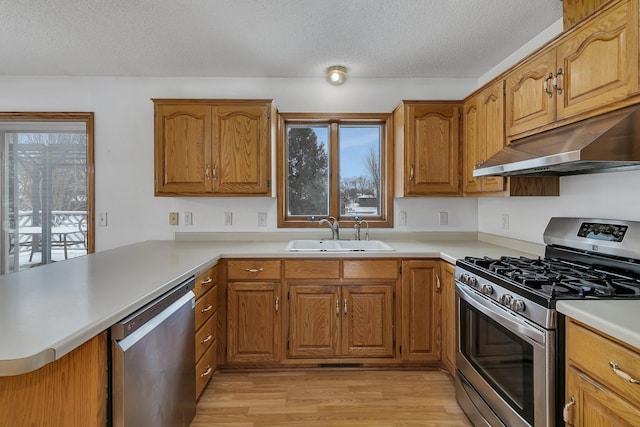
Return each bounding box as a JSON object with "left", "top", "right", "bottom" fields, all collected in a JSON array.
[
  {"left": 543, "top": 73, "right": 554, "bottom": 98},
  {"left": 562, "top": 396, "right": 575, "bottom": 425},
  {"left": 200, "top": 365, "right": 213, "bottom": 378},
  {"left": 609, "top": 361, "right": 640, "bottom": 384},
  {"left": 554, "top": 68, "right": 563, "bottom": 95}
]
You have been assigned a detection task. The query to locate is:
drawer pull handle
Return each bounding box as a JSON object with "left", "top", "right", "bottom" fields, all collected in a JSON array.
[
  {"left": 201, "top": 304, "right": 213, "bottom": 313},
  {"left": 201, "top": 277, "right": 213, "bottom": 285},
  {"left": 609, "top": 361, "right": 640, "bottom": 384},
  {"left": 343, "top": 299, "right": 348, "bottom": 315},
  {"left": 562, "top": 396, "right": 575, "bottom": 425},
  {"left": 336, "top": 299, "right": 340, "bottom": 317},
  {"left": 200, "top": 365, "right": 213, "bottom": 378},
  {"left": 200, "top": 333, "right": 212, "bottom": 344},
  {"left": 436, "top": 274, "right": 441, "bottom": 292},
  {"left": 275, "top": 296, "right": 279, "bottom": 313},
  {"left": 245, "top": 268, "right": 264, "bottom": 273}
]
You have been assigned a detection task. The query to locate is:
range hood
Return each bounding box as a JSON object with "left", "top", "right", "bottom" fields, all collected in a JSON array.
[{"left": 473, "top": 104, "right": 640, "bottom": 177}]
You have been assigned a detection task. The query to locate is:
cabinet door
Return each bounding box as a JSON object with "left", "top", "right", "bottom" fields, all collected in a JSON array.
[
  {"left": 212, "top": 104, "right": 271, "bottom": 194},
  {"left": 405, "top": 104, "right": 460, "bottom": 195},
  {"left": 505, "top": 49, "right": 556, "bottom": 137},
  {"left": 401, "top": 260, "right": 441, "bottom": 362},
  {"left": 227, "top": 281, "right": 281, "bottom": 363},
  {"left": 480, "top": 81, "right": 506, "bottom": 192},
  {"left": 462, "top": 97, "right": 481, "bottom": 194},
  {"left": 288, "top": 284, "right": 340, "bottom": 358},
  {"left": 565, "top": 366, "right": 640, "bottom": 426},
  {"left": 341, "top": 284, "right": 394, "bottom": 358},
  {"left": 556, "top": 0, "right": 639, "bottom": 121},
  {"left": 154, "top": 104, "right": 213, "bottom": 194},
  {"left": 440, "top": 262, "right": 456, "bottom": 376}
]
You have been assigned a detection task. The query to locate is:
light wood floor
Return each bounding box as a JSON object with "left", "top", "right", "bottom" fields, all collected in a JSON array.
[{"left": 191, "top": 369, "right": 472, "bottom": 427}]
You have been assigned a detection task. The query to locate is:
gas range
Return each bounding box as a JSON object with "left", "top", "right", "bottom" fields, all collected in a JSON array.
[
  {"left": 454, "top": 217, "right": 640, "bottom": 427},
  {"left": 456, "top": 218, "right": 640, "bottom": 328}
]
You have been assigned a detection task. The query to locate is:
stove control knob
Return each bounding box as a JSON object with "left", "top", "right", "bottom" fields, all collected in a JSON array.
[
  {"left": 512, "top": 299, "right": 526, "bottom": 313},
  {"left": 481, "top": 284, "right": 493, "bottom": 295},
  {"left": 500, "top": 294, "right": 513, "bottom": 307},
  {"left": 468, "top": 276, "right": 478, "bottom": 287}
]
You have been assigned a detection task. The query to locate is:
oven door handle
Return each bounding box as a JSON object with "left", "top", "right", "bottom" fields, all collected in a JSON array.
[{"left": 456, "top": 283, "right": 546, "bottom": 345}]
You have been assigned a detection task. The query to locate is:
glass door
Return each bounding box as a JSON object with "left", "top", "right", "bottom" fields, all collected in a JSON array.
[{"left": 0, "top": 116, "right": 93, "bottom": 274}]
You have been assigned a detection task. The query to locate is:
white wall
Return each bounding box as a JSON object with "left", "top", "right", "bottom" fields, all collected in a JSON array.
[
  {"left": 478, "top": 171, "right": 640, "bottom": 244},
  {"left": 4, "top": 18, "right": 634, "bottom": 250},
  {"left": 0, "top": 76, "right": 479, "bottom": 250},
  {"left": 476, "top": 18, "right": 640, "bottom": 244}
]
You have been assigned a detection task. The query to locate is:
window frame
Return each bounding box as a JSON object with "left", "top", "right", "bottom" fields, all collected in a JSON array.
[
  {"left": 277, "top": 113, "right": 393, "bottom": 228},
  {"left": 0, "top": 112, "right": 95, "bottom": 261}
]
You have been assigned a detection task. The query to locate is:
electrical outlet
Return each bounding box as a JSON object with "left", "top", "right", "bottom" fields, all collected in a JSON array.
[
  {"left": 169, "top": 212, "right": 179, "bottom": 226},
  {"left": 98, "top": 212, "right": 107, "bottom": 226},
  {"left": 439, "top": 211, "right": 449, "bottom": 226},
  {"left": 258, "top": 212, "right": 267, "bottom": 227},
  {"left": 502, "top": 213, "right": 510, "bottom": 230},
  {"left": 398, "top": 211, "right": 407, "bottom": 225},
  {"left": 184, "top": 212, "right": 193, "bottom": 226},
  {"left": 224, "top": 212, "right": 233, "bottom": 226}
]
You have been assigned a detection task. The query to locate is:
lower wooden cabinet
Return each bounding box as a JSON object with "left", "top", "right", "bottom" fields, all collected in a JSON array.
[
  {"left": 287, "top": 283, "right": 394, "bottom": 358},
  {"left": 400, "top": 260, "right": 441, "bottom": 363},
  {"left": 0, "top": 332, "right": 107, "bottom": 427},
  {"left": 194, "top": 265, "right": 218, "bottom": 399},
  {"left": 440, "top": 262, "right": 456, "bottom": 376},
  {"left": 563, "top": 318, "right": 640, "bottom": 426},
  {"left": 226, "top": 281, "right": 281, "bottom": 363}
]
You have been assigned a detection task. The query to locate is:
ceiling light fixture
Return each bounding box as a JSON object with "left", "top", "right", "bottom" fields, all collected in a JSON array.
[{"left": 326, "top": 65, "right": 347, "bottom": 85}]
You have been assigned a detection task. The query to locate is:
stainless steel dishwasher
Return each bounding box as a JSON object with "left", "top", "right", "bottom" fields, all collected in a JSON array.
[{"left": 111, "top": 277, "right": 196, "bottom": 427}]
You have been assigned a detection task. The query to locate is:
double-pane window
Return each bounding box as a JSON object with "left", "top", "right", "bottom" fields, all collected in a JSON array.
[{"left": 278, "top": 114, "right": 391, "bottom": 228}]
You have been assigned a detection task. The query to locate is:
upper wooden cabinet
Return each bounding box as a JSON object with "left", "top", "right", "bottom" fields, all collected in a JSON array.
[
  {"left": 463, "top": 81, "right": 506, "bottom": 194},
  {"left": 153, "top": 99, "right": 275, "bottom": 196},
  {"left": 506, "top": 0, "right": 639, "bottom": 139},
  {"left": 394, "top": 101, "right": 461, "bottom": 196},
  {"left": 563, "top": 0, "right": 609, "bottom": 29}
]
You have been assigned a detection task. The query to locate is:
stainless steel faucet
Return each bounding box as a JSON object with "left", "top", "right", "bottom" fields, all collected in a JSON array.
[
  {"left": 354, "top": 218, "right": 369, "bottom": 240},
  {"left": 318, "top": 216, "right": 340, "bottom": 240}
]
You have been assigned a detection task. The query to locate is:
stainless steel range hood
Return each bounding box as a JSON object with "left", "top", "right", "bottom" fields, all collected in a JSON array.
[{"left": 473, "top": 104, "right": 640, "bottom": 177}]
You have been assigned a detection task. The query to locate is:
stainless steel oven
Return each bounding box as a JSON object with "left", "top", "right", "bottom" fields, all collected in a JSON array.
[
  {"left": 454, "top": 217, "right": 640, "bottom": 427},
  {"left": 456, "top": 280, "right": 554, "bottom": 427}
]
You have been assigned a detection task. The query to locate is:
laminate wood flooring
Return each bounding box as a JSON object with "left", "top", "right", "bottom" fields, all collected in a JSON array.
[{"left": 191, "top": 369, "right": 472, "bottom": 426}]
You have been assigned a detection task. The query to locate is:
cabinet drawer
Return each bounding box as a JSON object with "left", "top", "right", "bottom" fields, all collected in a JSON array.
[
  {"left": 567, "top": 319, "right": 640, "bottom": 408},
  {"left": 195, "top": 312, "right": 217, "bottom": 362},
  {"left": 227, "top": 260, "right": 281, "bottom": 280},
  {"left": 195, "top": 287, "right": 217, "bottom": 329},
  {"left": 195, "top": 340, "right": 217, "bottom": 399},
  {"left": 343, "top": 260, "right": 398, "bottom": 279},
  {"left": 194, "top": 265, "right": 217, "bottom": 300},
  {"left": 285, "top": 260, "right": 340, "bottom": 279}
]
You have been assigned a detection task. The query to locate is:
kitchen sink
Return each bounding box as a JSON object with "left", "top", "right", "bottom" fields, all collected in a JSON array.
[{"left": 286, "top": 240, "right": 395, "bottom": 252}]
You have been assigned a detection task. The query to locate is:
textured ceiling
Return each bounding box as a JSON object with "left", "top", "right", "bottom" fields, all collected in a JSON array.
[{"left": 0, "top": 0, "right": 563, "bottom": 78}]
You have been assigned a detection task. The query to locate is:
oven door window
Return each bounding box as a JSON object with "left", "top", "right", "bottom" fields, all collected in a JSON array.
[{"left": 460, "top": 299, "right": 534, "bottom": 424}]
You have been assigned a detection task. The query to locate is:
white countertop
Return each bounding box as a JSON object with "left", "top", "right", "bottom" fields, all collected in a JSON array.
[
  {"left": 4, "top": 235, "right": 635, "bottom": 376},
  {"left": 556, "top": 300, "right": 640, "bottom": 350}
]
